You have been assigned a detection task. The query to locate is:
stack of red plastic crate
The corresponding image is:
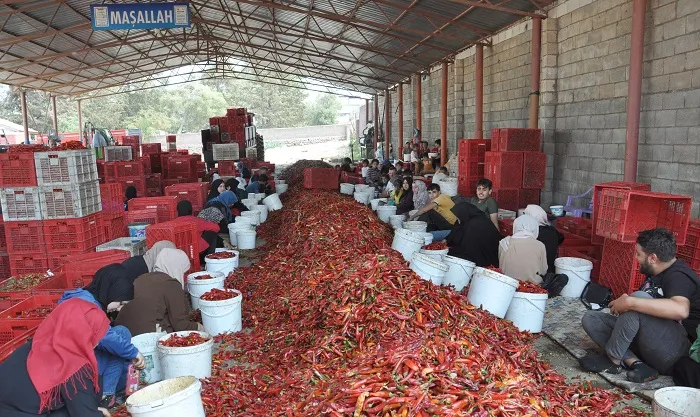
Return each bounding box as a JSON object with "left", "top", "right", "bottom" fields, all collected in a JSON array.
[
  {"left": 677, "top": 219, "right": 700, "bottom": 272},
  {"left": 0, "top": 218, "right": 7, "bottom": 280},
  {"left": 128, "top": 196, "right": 179, "bottom": 224},
  {"left": 118, "top": 135, "right": 141, "bottom": 159},
  {"left": 208, "top": 107, "right": 249, "bottom": 157},
  {"left": 456, "top": 139, "right": 490, "bottom": 196},
  {"left": 592, "top": 182, "right": 692, "bottom": 297},
  {"left": 304, "top": 168, "right": 339, "bottom": 189},
  {"left": 483, "top": 128, "right": 545, "bottom": 211},
  {"left": 146, "top": 219, "right": 200, "bottom": 274},
  {"left": 164, "top": 183, "right": 209, "bottom": 214},
  {"left": 0, "top": 149, "right": 103, "bottom": 276},
  {"left": 100, "top": 183, "right": 127, "bottom": 241}
]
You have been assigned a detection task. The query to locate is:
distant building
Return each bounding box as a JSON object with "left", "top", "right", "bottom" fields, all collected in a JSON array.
[{"left": 0, "top": 118, "right": 38, "bottom": 144}]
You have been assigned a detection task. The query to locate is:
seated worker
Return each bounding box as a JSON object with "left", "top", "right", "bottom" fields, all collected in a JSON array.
[
  {"left": 412, "top": 180, "right": 430, "bottom": 211},
  {"left": 225, "top": 177, "right": 249, "bottom": 203},
  {"left": 120, "top": 241, "right": 175, "bottom": 285},
  {"left": 524, "top": 204, "right": 564, "bottom": 273},
  {"left": 379, "top": 174, "right": 392, "bottom": 198},
  {"left": 446, "top": 203, "right": 501, "bottom": 267},
  {"left": 116, "top": 249, "right": 202, "bottom": 337},
  {"left": 419, "top": 156, "right": 435, "bottom": 175},
  {"left": 360, "top": 159, "right": 370, "bottom": 183},
  {"left": 207, "top": 179, "right": 225, "bottom": 200},
  {"left": 392, "top": 177, "right": 414, "bottom": 215},
  {"left": 0, "top": 299, "right": 144, "bottom": 417},
  {"left": 250, "top": 166, "right": 269, "bottom": 183},
  {"left": 203, "top": 190, "right": 238, "bottom": 233},
  {"left": 58, "top": 265, "right": 145, "bottom": 408},
  {"left": 408, "top": 183, "right": 457, "bottom": 239},
  {"left": 124, "top": 186, "right": 137, "bottom": 211},
  {"left": 246, "top": 174, "right": 272, "bottom": 195},
  {"left": 432, "top": 166, "right": 449, "bottom": 184},
  {"left": 394, "top": 160, "right": 404, "bottom": 172},
  {"left": 236, "top": 161, "right": 251, "bottom": 179},
  {"left": 579, "top": 228, "right": 700, "bottom": 383},
  {"left": 176, "top": 201, "right": 222, "bottom": 264},
  {"left": 341, "top": 157, "right": 354, "bottom": 173},
  {"left": 365, "top": 159, "right": 382, "bottom": 187},
  {"left": 498, "top": 215, "right": 548, "bottom": 284},
  {"left": 470, "top": 178, "right": 499, "bottom": 230}
]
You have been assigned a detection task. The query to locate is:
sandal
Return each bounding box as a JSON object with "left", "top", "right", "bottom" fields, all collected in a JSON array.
[
  {"left": 625, "top": 360, "right": 658, "bottom": 383},
  {"left": 578, "top": 353, "right": 623, "bottom": 374}
]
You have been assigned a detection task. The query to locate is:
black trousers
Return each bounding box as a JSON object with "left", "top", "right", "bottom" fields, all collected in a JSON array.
[
  {"left": 200, "top": 231, "right": 224, "bottom": 265},
  {"left": 418, "top": 210, "right": 453, "bottom": 232}
]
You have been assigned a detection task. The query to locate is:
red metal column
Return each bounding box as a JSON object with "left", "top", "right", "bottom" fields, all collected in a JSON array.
[
  {"left": 385, "top": 89, "right": 391, "bottom": 159},
  {"left": 441, "top": 61, "right": 448, "bottom": 166},
  {"left": 77, "top": 100, "right": 84, "bottom": 146},
  {"left": 475, "top": 45, "right": 484, "bottom": 139},
  {"left": 51, "top": 95, "right": 58, "bottom": 135},
  {"left": 374, "top": 94, "right": 379, "bottom": 150},
  {"left": 624, "top": 0, "right": 646, "bottom": 182},
  {"left": 398, "top": 83, "right": 404, "bottom": 157},
  {"left": 529, "top": 17, "right": 542, "bottom": 129},
  {"left": 416, "top": 72, "right": 422, "bottom": 133},
  {"left": 20, "top": 90, "right": 29, "bottom": 144}
]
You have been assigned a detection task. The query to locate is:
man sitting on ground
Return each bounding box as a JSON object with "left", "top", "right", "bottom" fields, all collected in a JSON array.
[
  {"left": 470, "top": 178, "right": 499, "bottom": 230},
  {"left": 432, "top": 166, "right": 449, "bottom": 183},
  {"left": 579, "top": 228, "right": 700, "bottom": 382},
  {"left": 408, "top": 183, "right": 456, "bottom": 241}
]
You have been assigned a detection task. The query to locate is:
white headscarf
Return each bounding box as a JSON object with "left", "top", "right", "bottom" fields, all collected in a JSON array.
[
  {"left": 499, "top": 214, "right": 540, "bottom": 253},
  {"left": 143, "top": 240, "right": 176, "bottom": 272},
  {"left": 523, "top": 204, "right": 549, "bottom": 227},
  {"left": 152, "top": 248, "right": 191, "bottom": 289}
]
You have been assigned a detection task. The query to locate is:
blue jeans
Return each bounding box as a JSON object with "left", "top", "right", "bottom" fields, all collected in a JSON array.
[
  {"left": 95, "top": 325, "right": 131, "bottom": 396},
  {"left": 245, "top": 182, "right": 260, "bottom": 194},
  {"left": 431, "top": 230, "right": 451, "bottom": 241}
]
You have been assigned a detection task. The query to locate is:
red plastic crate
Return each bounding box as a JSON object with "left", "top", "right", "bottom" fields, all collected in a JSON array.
[
  {"left": 522, "top": 152, "right": 546, "bottom": 189},
  {"left": 104, "top": 161, "right": 144, "bottom": 180},
  {"left": 150, "top": 153, "right": 162, "bottom": 174},
  {"left": 43, "top": 214, "right": 104, "bottom": 253},
  {"left": 498, "top": 218, "right": 514, "bottom": 236},
  {"left": 677, "top": 219, "right": 700, "bottom": 269},
  {"left": 54, "top": 249, "right": 130, "bottom": 288},
  {"left": 104, "top": 215, "right": 127, "bottom": 241},
  {"left": 493, "top": 128, "right": 541, "bottom": 152},
  {"left": 256, "top": 162, "right": 276, "bottom": 173},
  {"left": 592, "top": 182, "right": 651, "bottom": 244},
  {"left": 557, "top": 217, "right": 593, "bottom": 233},
  {"left": 0, "top": 318, "right": 41, "bottom": 349},
  {"left": 0, "top": 153, "right": 37, "bottom": 187},
  {"left": 8, "top": 253, "right": 49, "bottom": 277},
  {"left": 120, "top": 179, "right": 146, "bottom": 198},
  {"left": 145, "top": 173, "right": 162, "bottom": 193},
  {"left": 140, "top": 155, "right": 151, "bottom": 173},
  {"left": 100, "top": 183, "right": 124, "bottom": 219},
  {"left": 167, "top": 156, "right": 197, "bottom": 178},
  {"left": 457, "top": 139, "right": 490, "bottom": 163},
  {"left": 165, "top": 183, "right": 209, "bottom": 209},
  {"left": 559, "top": 231, "right": 594, "bottom": 253},
  {"left": 457, "top": 161, "right": 485, "bottom": 180},
  {"left": 558, "top": 247, "right": 601, "bottom": 281},
  {"left": 0, "top": 294, "right": 60, "bottom": 321},
  {"left": 490, "top": 129, "right": 500, "bottom": 151},
  {"left": 33, "top": 272, "right": 78, "bottom": 294},
  {"left": 142, "top": 143, "right": 162, "bottom": 155},
  {"left": 166, "top": 135, "right": 176, "bottom": 143},
  {"left": 303, "top": 168, "right": 339, "bottom": 189},
  {"left": 126, "top": 208, "right": 159, "bottom": 226},
  {"left": 239, "top": 158, "right": 257, "bottom": 169},
  {"left": 218, "top": 161, "right": 237, "bottom": 176},
  {"left": 340, "top": 172, "right": 362, "bottom": 185},
  {"left": 457, "top": 179, "right": 478, "bottom": 198},
  {"left": 146, "top": 219, "right": 200, "bottom": 275},
  {"left": 491, "top": 189, "right": 519, "bottom": 211},
  {"left": 121, "top": 135, "right": 140, "bottom": 146},
  {"left": 2, "top": 221, "right": 45, "bottom": 253},
  {"left": 599, "top": 239, "right": 646, "bottom": 298},
  {"left": 0, "top": 320, "right": 38, "bottom": 363},
  {"left": 0, "top": 252, "right": 8, "bottom": 282},
  {"left": 518, "top": 188, "right": 540, "bottom": 208},
  {"left": 128, "top": 196, "right": 179, "bottom": 223},
  {"left": 484, "top": 152, "right": 524, "bottom": 190},
  {"left": 596, "top": 190, "right": 692, "bottom": 245},
  {"left": 0, "top": 220, "right": 5, "bottom": 252}
]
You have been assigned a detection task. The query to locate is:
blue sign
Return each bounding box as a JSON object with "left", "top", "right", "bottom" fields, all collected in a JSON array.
[{"left": 90, "top": 2, "right": 190, "bottom": 30}]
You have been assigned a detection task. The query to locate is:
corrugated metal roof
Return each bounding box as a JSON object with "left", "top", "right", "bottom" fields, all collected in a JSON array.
[{"left": 0, "top": 0, "right": 553, "bottom": 96}]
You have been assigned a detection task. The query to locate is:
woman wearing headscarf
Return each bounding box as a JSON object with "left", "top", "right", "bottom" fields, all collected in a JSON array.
[
  {"left": 394, "top": 177, "right": 414, "bottom": 215},
  {"left": 120, "top": 240, "right": 176, "bottom": 285},
  {"left": 446, "top": 203, "right": 502, "bottom": 267},
  {"left": 498, "top": 215, "right": 548, "bottom": 284},
  {"left": 203, "top": 190, "right": 238, "bottom": 233},
  {"left": 116, "top": 249, "right": 201, "bottom": 337},
  {"left": 207, "top": 179, "right": 225, "bottom": 200},
  {"left": 412, "top": 179, "right": 430, "bottom": 211},
  {"left": 124, "top": 186, "right": 137, "bottom": 211},
  {"left": 225, "top": 177, "right": 249, "bottom": 202},
  {"left": 0, "top": 298, "right": 125, "bottom": 417},
  {"left": 524, "top": 204, "right": 564, "bottom": 273},
  {"left": 176, "top": 200, "right": 222, "bottom": 263},
  {"left": 57, "top": 264, "right": 144, "bottom": 408}
]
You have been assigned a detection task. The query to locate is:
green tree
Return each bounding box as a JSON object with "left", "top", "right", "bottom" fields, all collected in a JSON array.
[{"left": 306, "top": 94, "right": 342, "bottom": 125}]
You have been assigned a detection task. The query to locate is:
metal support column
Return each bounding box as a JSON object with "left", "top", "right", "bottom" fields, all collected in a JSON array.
[
  {"left": 77, "top": 100, "right": 83, "bottom": 145},
  {"left": 529, "top": 17, "right": 542, "bottom": 129},
  {"left": 398, "top": 83, "right": 404, "bottom": 157},
  {"left": 440, "top": 61, "right": 448, "bottom": 166},
  {"left": 624, "top": 0, "right": 646, "bottom": 182},
  {"left": 385, "top": 89, "right": 391, "bottom": 159},
  {"left": 374, "top": 94, "right": 379, "bottom": 151},
  {"left": 20, "top": 90, "right": 29, "bottom": 144},
  {"left": 475, "top": 45, "right": 484, "bottom": 139},
  {"left": 416, "top": 73, "right": 422, "bottom": 134}
]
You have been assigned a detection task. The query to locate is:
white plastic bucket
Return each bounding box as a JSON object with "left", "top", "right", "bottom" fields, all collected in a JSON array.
[
  {"left": 241, "top": 210, "right": 261, "bottom": 225},
  {"left": 241, "top": 198, "right": 257, "bottom": 210},
  {"left": 263, "top": 193, "right": 284, "bottom": 210},
  {"left": 467, "top": 267, "right": 519, "bottom": 318},
  {"left": 228, "top": 222, "right": 253, "bottom": 246},
  {"left": 236, "top": 230, "right": 257, "bottom": 250},
  {"left": 204, "top": 250, "right": 238, "bottom": 278},
  {"left": 377, "top": 206, "right": 397, "bottom": 222},
  {"left": 418, "top": 232, "right": 433, "bottom": 246},
  {"left": 409, "top": 252, "right": 448, "bottom": 285},
  {"left": 370, "top": 198, "right": 387, "bottom": 211},
  {"left": 418, "top": 248, "right": 449, "bottom": 260},
  {"left": 199, "top": 289, "right": 243, "bottom": 336},
  {"left": 126, "top": 376, "right": 205, "bottom": 417},
  {"left": 354, "top": 191, "right": 372, "bottom": 205},
  {"left": 157, "top": 331, "right": 213, "bottom": 380},
  {"left": 131, "top": 332, "right": 166, "bottom": 384},
  {"left": 254, "top": 192, "right": 266, "bottom": 202},
  {"left": 187, "top": 271, "right": 225, "bottom": 310},
  {"left": 340, "top": 183, "right": 355, "bottom": 195},
  {"left": 252, "top": 205, "right": 268, "bottom": 223},
  {"left": 403, "top": 221, "right": 427, "bottom": 233},
  {"left": 653, "top": 387, "right": 700, "bottom": 417},
  {"left": 391, "top": 228, "right": 424, "bottom": 261},
  {"left": 437, "top": 178, "right": 458, "bottom": 196},
  {"left": 274, "top": 179, "right": 286, "bottom": 185},
  {"left": 555, "top": 257, "right": 593, "bottom": 298},
  {"left": 389, "top": 214, "right": 405, "bottom": 229},
  {"left": 441, "top": 255, "right": 475, "bottom": 291},
  {"left": 275, "top": 184, "right": 289, "bottom": 194},
  {"left": 128, "top": 222, "right": 149, "bottom": 238},
  {"left": 355, "top": 184, "right": 371, "bottom": 192},
  {"left": 504, "top": 291, "right": 549, "bottom": 333}
]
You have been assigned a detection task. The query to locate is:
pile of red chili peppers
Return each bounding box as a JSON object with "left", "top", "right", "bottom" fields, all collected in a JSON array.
[
  {"left": 200, "top": 288, "right": 238, "bottom": 301},
  {"left": 159, "top": 333, "right": 210, "bottom": 347},
  {"left": 517, "top": 281, "right": 549, "bottom": 295},
  {"left": 6, "top": 144, "right": 49, "bottom": 153},
  {"left": 277, "top": 159, "right": 332, "bottom": 187},
  {"left": 55, "top": 142, "right": 86, "bottom": 150},
  {"left": 423, "top": 242, "right": 448, "bottom": 250},
  {"left": 206, "top": 252, "right": 237, "bottom": 260},
  {"left": 194, "top": 274, "right": 214, "bottom": 280}
]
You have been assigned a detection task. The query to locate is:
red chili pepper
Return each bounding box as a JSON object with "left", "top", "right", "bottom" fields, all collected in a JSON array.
[
  {"left": 194, "top": 274, "right": 214, "bottom": 280},
  {"left": 517, "top": 281, "right": 549, "bottom": 294},
  {"left": 424, "top": 242, "right": 448, "bottom": 250},
  {"left": 200, "top": 288, "right": 237, "bottom": 301},
  {"left": 55, "top": 142, "right": 86, "bottom": 150},
  {"left": 159, "top": 333, "right": 210, "bottom": 347},
  {"left": 205, "top": 251, "right": 237, "bottom": 260},
  {"left": 7, "top": 144, "right": 49, "bottom": 153}
]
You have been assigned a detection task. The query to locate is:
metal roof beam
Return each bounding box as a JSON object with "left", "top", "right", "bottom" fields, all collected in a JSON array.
[{"left": 445, "top": 0, "right": 543, "bottom": 17}]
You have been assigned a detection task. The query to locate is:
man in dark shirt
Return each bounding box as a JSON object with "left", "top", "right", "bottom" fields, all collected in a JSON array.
[{"left": 579, "top": 228, "right": 700, "bottom": 383}]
